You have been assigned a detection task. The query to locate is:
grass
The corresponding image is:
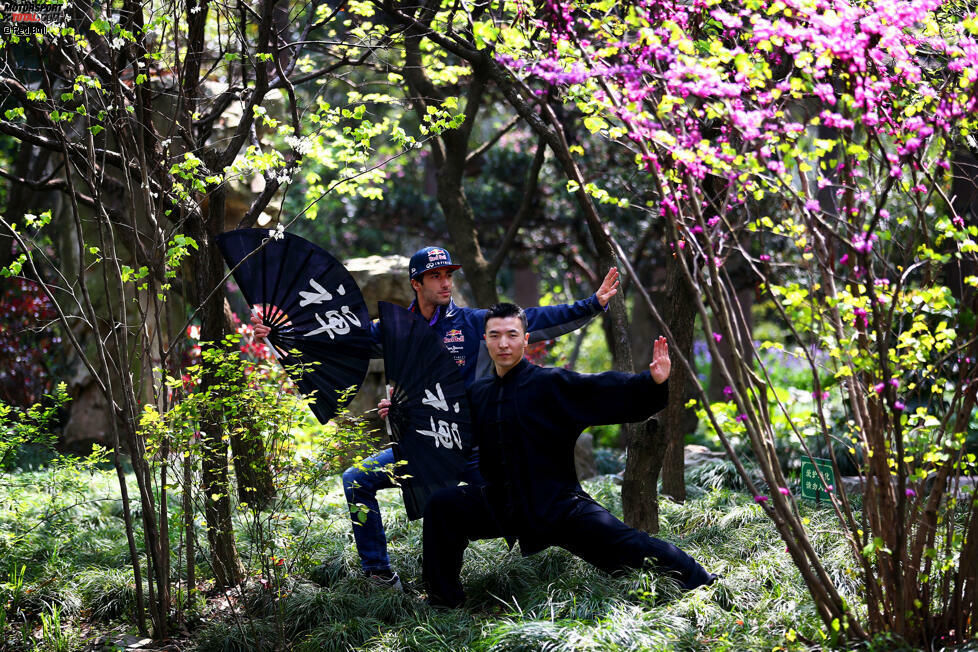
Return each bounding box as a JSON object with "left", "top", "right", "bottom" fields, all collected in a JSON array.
[{"left": 1, "top": 459, "right": 874, "bottom": 651}]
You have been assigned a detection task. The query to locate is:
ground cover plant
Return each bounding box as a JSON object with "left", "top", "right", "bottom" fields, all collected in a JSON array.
[{"left": 2, "top": 461, "right": 866, "bottom": 651}]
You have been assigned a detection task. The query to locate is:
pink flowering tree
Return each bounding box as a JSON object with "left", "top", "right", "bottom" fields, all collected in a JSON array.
[{"left": 484, "top": 0, "right": 978, "bottom": 644}]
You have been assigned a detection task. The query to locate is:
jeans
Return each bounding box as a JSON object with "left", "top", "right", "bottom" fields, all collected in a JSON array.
[{"left": 342, "top": 447, "right": 483, "bottom": 573}]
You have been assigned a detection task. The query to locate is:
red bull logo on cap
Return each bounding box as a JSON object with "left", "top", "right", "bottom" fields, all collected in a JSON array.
[{"left": 410, "top": 246, "right": 460, "bottom": 279}]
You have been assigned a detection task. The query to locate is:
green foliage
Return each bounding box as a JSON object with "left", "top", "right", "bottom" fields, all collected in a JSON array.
[
  {"left": 0, "top": 382, "right": 70, "bottom": 470},
  {"left": 296, "top": 616, "right": 385, "bottom": 652}
]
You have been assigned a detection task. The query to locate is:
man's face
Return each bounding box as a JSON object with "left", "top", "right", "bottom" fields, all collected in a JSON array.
[
  {"left": 411, "top": 269, "right": 454, "bottom": 308},
  {"left": 485, "top": 315, "right": 529, "bottom": 373}
]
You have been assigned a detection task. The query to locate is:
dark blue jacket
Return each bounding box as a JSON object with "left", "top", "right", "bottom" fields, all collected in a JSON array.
[
  {"left": 467, "top": 358, "right": 668, "bottom": 554},
  {"left": 369, "top": 295, "right": 604, "bottom": 388}
]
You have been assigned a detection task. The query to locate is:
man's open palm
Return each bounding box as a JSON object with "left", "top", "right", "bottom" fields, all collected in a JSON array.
[
  {"left": 596, "top": 267, "right": 620, "bottom": 307},
  {"left": 649, "top": 336, "right": 671, "bottom": 384}
]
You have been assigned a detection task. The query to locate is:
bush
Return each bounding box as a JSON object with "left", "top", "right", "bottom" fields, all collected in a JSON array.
[
  {"left": 195, "top": 619, "right": 279, "bottom": 652},
  {"left": 74, "top": 568, "right": 141, "bottom": 623},
  {"left": 296, "top": 616, "right": 384, "bottom": 652},
  {"left": 593, "top": 447, "right": 625, "bottom": 476}
]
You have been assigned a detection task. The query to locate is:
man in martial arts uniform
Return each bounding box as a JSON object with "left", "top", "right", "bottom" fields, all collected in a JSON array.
[{"left": 422, "top": 302, "right": 716, "bottom": 607}]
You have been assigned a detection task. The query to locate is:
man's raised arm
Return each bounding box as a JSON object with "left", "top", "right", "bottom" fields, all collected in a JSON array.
[
  {"left": 521, "top": 267, "right": 620, "bottom": 343},
  {"left": 546, "top": 336, "right": 671, "bottom": 430}
]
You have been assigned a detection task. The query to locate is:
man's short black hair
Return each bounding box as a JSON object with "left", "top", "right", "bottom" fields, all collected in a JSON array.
[{"left": 484, "top": 302, "right": 527, "bottom": 333}]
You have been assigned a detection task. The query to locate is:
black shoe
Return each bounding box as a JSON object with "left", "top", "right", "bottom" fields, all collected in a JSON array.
[
  {"left": 682, "top": 569, "right": 718, "bottom": 591},
  {"left": 423, "top": 595, "right": 461, "bottom": 610},
  {"left": 366, "top": 569, "right": 403, "bottom": 591}
]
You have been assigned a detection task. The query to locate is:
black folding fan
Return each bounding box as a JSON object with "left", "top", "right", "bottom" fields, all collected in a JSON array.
[
  {"left": 217, "top": 228, "right": 371, "bottom": 423},
  {"left": 379, "top": 301, "right": 472, "bottom": 520}
]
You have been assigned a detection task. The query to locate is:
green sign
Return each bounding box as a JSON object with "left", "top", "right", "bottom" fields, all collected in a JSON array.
[{"left": 799, "top": 457, "right": 836, "bottom": 502}]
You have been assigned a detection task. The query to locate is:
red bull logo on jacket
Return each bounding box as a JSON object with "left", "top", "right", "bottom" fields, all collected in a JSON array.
[{"left": 444, "top": 329, "right": 464, "bottom": 343}]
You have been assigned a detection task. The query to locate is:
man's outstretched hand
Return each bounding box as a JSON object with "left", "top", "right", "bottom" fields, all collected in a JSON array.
[
  {"left": 649, "top": 336, "right": 671, "bottom": 384},
  {"left": 596, "top": 267, "right": 620, "bottom": 308}
]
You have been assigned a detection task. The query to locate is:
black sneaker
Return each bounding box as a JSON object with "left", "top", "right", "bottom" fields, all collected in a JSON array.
[{"left": 366, "top": 569, "right": 403, "bottom": 591}]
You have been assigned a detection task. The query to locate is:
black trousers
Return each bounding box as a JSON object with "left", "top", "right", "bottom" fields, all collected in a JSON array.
[{"left": 422, "top": 484, "right": 714, "bottom": 607}]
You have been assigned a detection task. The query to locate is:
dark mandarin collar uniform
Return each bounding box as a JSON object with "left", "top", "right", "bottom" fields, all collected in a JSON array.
[
  {"left": 470, "top": 358, "right": 668, "bottom": 554},
  {"left": 422, "top": 357, "right": 715, "bottom": 607}
]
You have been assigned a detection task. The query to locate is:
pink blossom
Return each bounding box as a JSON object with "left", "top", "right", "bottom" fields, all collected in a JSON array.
[
  {"left": 508, "top": 0, "right": 977, "bottom": 270},
  {"left": 852, "top": 232, "right": 878, "bottom": 254},
  {"left": 754, "top": 495, "right": 769, "bottom": 503},
  {"left": 759, "top": 254, "right": 771, "bottom": 261},
  {"left": 778, "top": 487, "right": 790, "bottom": 495},
  {"left": 897, "top": 137, "right": 922, "bottom": 155},
  {"left": 723, "top": 385, "right": 734, "bottom": 398},
  {"left": 712, "top": 8, "right": 741, "bottom": 29},
  {"left": 906, "top": 488, "right": 917, "bottom": 498},
  {"left": 713, "top": 332, "right": 723, "bottom": 342},
  {"left": 874, "top": 382, "right": 885, "bottom": 393},
  {"left": 894, "top": 400, "right": 906, "bottom": 411}
]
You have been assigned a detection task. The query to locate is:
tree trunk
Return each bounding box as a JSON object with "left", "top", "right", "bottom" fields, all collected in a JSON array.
[
  {"left": 182, "top": 451, "right": 196, "bottom": 611},
  {"left": 436, "top": 171, "right": 499, "bottom": 306},
  {"left": 223, "top": 300, "right": 277, "bottom": 510},
  {"left": 230, "top": 419, "right": 276, "bottom": 511},
  {"left": 660, "top": 256, "right": 698, "bottom": 502},
  {"left": 621, "top": 417, "right": 667, "bottom": 533},
  {"left": 513, "top": 265, "right": 539, "bottom": 308},
  {"left": 189, "top": 192, "right": 244, "bottom": 588},
  {"left": 947, "top": 150, "right": 978, "bottom": 318},
  {"left": 400, "top": 18, "right": 499, "bottom": 307}
]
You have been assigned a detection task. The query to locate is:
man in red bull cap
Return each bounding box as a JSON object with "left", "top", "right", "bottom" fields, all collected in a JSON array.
[{"left": 257, "top": 245, "right": 620, "bottom": 590}]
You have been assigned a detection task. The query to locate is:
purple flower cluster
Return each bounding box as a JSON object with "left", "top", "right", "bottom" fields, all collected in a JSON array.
[
  {"left": 499, "top": 0, "right": 978, "bottom": 201},
  {"left": 853, "top": 232, "right": 878, "bottom": 254}
]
